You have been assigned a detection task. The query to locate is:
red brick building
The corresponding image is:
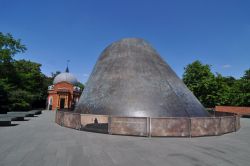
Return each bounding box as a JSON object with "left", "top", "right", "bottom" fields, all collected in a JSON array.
[
  {"left": 47, "top": 67, "right": 82, "bottom": 111},
  {"left": 215, "top": 106, "right": 250, "bottom": 116}
]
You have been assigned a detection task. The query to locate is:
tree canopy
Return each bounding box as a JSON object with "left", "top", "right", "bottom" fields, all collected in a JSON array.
[
  {"left": 0, "top": 32, "right": 51, "bottom": 112},
  {"left": 183, "top": 61, "right": 250, "bottom": 107}
]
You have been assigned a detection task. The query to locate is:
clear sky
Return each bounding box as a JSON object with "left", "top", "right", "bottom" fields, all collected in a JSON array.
[{"left": 1, "top": 0, "right": 249, "bottom": 83}]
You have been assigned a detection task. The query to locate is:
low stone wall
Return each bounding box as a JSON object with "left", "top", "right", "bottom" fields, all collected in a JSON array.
[
  {"left": 81, "top": 114, "right": 109, "bottom": 126},
  {"left": 63, "top": 112, "right": 81, "bottom": 130},
  {"left": 55, "top": 110, "right": 64, "bottom": 126},
  {"left": 236, "top": 115, "right": 240, "bottom": 130},
  {"left": 220, "top": 116, "right": 236, "bottom": 134},
  {"left": 150, "top": 118, "right": 190, "bottom": 137},
  {"left": 81, "top": 114, "right": 109, "bottom": 133},
  {"left": 55, "top": 111, "right": 240, "bottom": 137},
  {"left": 109, "top": 117, "right": 148, "bottom": 136},
  {"left": 191, "top": 117, "right": 221, "bottom": 136},
  {"left": 55, "top": 111, "right": 81, "bottom": 130}
]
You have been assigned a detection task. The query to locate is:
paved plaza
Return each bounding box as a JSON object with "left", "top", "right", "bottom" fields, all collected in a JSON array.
[{"left": 0, "top": 111, "right": 250, "bottom": 166}]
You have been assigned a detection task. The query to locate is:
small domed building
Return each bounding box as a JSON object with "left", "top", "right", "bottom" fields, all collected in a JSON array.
[{"left": 47, "top": 67, "right": 82, "bottom": 110}]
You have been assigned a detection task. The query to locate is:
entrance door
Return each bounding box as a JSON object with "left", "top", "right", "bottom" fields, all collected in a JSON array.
[{"left": 60, "top": 98, "right": 65, "bottom": 109}]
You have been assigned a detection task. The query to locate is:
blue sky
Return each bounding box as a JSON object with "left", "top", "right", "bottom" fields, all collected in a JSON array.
[{"left": 1, "top": 0, "right": 249, "bottom": 83}]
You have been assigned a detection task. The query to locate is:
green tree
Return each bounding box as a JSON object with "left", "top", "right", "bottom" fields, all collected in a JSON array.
[
  {"left": 183, "top": 61, "right": 250, "bottom": 107},
  {"left": 75, "top": 82, "right": 85, "bottom": 90},
  {"left": 222, "top": 69, "right": 250, "bottom": 106},
  {"left": 0, "top": 33, "right": 26, "bottom": 81},
  {"left": 242, "top": 68, "right": 250, "bottom": 80},
  {"left": 0, "top": 33, "right": 26, "bottom": 59},
  {"left": 8, "top": 89, "right": 33, "bottom": 111},
  {"left": 214, "top": 73, "right": 231, "bottom": 106},
  {"left": 0, "top": 32, "right": 52, "bottom": 112},
  {"left": 0, "top": 32, "right": 27, "bottom": 112},
  {"left": 183, "top": 60, "right": 218, "bottom": 107},
  {"left": 231, "top": 69, "right": 250, "bottom": 106},
  {"left": 0, "top": 79, "right": 10, "bottom": 113},
  {"left": 51, "top": 71, "right": 61, "bottom": 80},
  {"left": 12, "top": 60, "right": 50, "bottom": 110}
]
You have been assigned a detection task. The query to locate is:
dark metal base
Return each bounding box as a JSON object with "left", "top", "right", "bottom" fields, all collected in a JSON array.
[{"left": 55, "top": 111, "right": 240, "bottom": 137}]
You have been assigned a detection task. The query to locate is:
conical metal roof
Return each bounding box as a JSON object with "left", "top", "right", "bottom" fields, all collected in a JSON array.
[{"left": 75, "top": 38, "right": 209, "bottom": 117}]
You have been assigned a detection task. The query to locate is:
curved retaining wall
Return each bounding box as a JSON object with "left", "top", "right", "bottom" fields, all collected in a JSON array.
[{"left": 55, "top": 111, "right": 240, "bottom": 137}]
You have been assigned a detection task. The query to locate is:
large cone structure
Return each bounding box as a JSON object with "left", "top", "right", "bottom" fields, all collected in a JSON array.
[{"left": 75, "top": 38, "right": 209, "bottom": 117}]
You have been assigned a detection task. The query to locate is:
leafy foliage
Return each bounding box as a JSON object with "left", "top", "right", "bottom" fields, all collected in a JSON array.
[
  {"left": 0, "top": 32, "right": 26, "bottom": 61},
  {"left": 51, "top": 71, "right": 61, "bottom": 80},
  {"left": 183, "top": 61, "right": 250, "bottom": 107},
  {"left": 0, "top": 32, "right": 51, "bottom": 112},
  {"left": 75, "top": 82, "right": 85, "bottom": 90}
]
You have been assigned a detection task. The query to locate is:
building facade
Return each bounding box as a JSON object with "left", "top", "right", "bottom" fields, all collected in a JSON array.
[{"left": 47, "top": 68, "right": 82, "bottom": 110}]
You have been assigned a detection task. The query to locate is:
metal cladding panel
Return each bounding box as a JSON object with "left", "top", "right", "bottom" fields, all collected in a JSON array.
[
  {"left": 81, "top": 114, "right": 109, "bottom": 127},
  {"left": 191, "top": 117, "right": 221, "bottom": 136},
  {"left": 63, "top": 112, "right": 81, "bottom": 129},
  {"left": 55, "top": 111, "right": 64, "bottom": 125},
  {"left": 235, "top": 115, "right": 241, "bottom": 131},
  {"left": 220, "top": 116, "right": 235, "bottom": 134},
  {"left": 75, "top": 38, "right": 209, "bottom": 117},
  {"left": 150, "top": 118, "right": 190, "bottom": 137},
  {"left": 80, "top": 114, "right": 109, "bottom": 133},
  {"left": 109, "top": 117, "right": 148, "bottom": 136}
]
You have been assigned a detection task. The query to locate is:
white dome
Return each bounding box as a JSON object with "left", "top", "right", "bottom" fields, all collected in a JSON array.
[{"left": 53, "top": 72, "right": 78, "bottom": 85}]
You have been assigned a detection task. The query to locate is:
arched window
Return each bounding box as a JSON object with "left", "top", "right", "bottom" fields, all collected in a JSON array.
[
  {"left": 48, "top": 96, "right": 53, "bottom": 110},
  {"left": 49, "top": 96, "right": 53, "bottom": 104},
  {"left": 50, "top": 97, "right": 53, "bottom": 104}
]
